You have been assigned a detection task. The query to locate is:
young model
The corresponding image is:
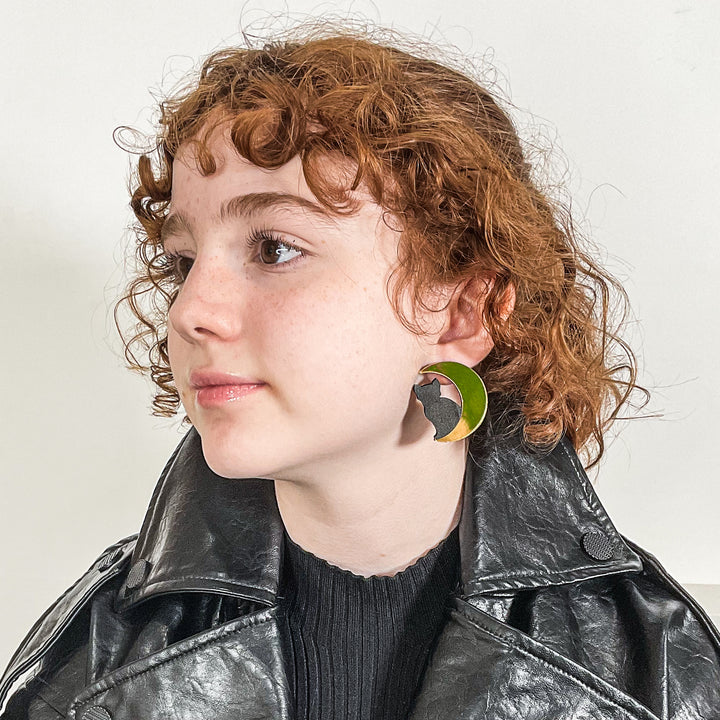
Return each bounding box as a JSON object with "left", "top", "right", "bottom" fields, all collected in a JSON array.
[{"left": 2, "top": 26, "right": 718, "bottom": 720}]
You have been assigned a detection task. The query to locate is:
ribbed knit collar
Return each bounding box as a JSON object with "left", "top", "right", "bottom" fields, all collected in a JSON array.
[
  {"left": 277, "top": 524, "right": 461, "bottom": 719},
  {"left": 281, "top": 522, "right": 460, "bottom": 592}
]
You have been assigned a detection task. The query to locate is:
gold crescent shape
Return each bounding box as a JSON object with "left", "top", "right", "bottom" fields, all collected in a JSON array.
[{"left": 418, "top": 361, "right": 488, "bottom": 442}]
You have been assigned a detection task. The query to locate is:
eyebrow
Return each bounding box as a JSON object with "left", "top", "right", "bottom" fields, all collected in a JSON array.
[{"left": 159, "top": 192, "right": 335, "bottom": 245}]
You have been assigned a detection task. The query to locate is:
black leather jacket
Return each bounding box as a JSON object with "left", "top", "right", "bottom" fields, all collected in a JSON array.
[{"left": 2, "top": 413, "right": 719, "bottom": 719}]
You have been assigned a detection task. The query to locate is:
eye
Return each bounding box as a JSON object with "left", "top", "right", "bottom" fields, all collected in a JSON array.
[
  {"left": 247, "top": 228, "right": 305, "bottom": 267},
  {"left": 158, "top": 251, "right": 194, "bottom": 283}
]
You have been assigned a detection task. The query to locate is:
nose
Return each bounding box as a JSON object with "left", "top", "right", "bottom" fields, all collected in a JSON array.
[{"left": 168, "top": 256, "right": 243, "bottom": 343}]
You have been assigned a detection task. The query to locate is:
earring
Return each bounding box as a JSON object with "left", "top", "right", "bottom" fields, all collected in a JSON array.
[{"left": 412, "top": 361, "right": 488, "bottom": 442}]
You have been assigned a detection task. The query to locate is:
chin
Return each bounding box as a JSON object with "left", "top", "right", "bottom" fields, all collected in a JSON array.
[{"left": 198, "top": 433, "right": 275, "bottom": 480}]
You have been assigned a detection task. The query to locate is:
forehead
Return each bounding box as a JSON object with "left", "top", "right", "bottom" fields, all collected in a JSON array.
[
  {"left": 171, "top": 127, "right": 363, "bottom": 213},
  {"left": 166, "top": 129, "right": 402, "bottom": 261},
  {"left": 173, "top": 143, "right": 311, "bottom": 208}
]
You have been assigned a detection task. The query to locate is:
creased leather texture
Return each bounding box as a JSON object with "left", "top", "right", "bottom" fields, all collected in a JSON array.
[{"left": 2, "top": 405, "right": 719, "bottom": 719}]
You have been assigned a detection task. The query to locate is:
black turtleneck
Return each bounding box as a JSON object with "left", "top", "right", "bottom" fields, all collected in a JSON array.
[{"left": 276, "top": 524, "right": 461, "bottom": 719}]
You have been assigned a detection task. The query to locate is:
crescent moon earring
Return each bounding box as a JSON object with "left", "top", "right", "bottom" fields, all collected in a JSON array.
[{"left": 412, "top": 361, "right": 488, "bottom": 442}]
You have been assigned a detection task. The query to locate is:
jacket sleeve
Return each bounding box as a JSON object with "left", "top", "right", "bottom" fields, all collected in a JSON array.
[
  {"left": 623, "top": 537, "right": 720, "bottom": 719},
  {"left": 0, "top": 538, "right": 136, "bottom": 720}
]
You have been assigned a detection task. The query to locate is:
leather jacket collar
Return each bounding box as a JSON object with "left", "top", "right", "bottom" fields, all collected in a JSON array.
[{"left": 117, "top": 407, "right": 642, "bottom": 612}]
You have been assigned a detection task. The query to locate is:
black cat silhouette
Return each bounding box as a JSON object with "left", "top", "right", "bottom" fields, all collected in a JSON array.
[{"left": 413, "top": 378, "right": 462, "bottom": 440}]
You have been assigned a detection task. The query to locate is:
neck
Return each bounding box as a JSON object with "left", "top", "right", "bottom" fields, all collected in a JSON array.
[{"left": 273, "top": 430, "right": 467, "bottom": 577}]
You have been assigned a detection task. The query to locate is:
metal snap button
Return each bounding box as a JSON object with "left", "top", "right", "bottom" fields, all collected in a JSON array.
[
  {"left": 98, "top": 547, "right": 123, "bottom": 572},
  {"left": 581, "top": 530, "right": 614, "bottom": 561},
  {"left": 125, "top": 558, "right": 150, "bottom": 593},
  {"left": 81, "top": 705, "right": 112, "bottom": 720}
]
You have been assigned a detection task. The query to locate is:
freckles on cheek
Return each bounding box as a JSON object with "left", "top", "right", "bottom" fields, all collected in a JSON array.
[{"left": 276, "top": 297, "right": 341, "bottom": 356}]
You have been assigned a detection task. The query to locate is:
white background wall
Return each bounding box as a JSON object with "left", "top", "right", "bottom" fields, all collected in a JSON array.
[{"left": 1, "top": 0, "right": 718, "bottom": 667}]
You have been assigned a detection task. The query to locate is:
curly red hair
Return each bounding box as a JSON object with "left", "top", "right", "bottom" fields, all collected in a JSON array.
[{"left": 115, "top": 25, "right": 646, "bottom": 467}]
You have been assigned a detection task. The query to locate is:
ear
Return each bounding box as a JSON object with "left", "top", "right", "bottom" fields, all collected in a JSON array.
[{"left": 428, "top": 275, "right": 514, "bottom": 368}]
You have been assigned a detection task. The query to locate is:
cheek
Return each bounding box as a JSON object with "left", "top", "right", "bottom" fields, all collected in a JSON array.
[
  {"left": 254, "top": 289, "right": 345, "bottom": 366},
  {"left": 259, "top": 280, "right": 417, "bottom": 388}
]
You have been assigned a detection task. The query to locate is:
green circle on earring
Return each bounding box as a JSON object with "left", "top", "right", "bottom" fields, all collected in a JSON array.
[{"left": 418, "top": 361, "right": 488, "bottom": 442}]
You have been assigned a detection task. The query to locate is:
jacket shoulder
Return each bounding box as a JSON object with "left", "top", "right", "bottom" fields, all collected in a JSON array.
[
  {"left": 616, "top": 535, "right": 720, "bottom": 717},
  {"left": 0, "top": 536, "right": 137, "bottom": 717},
  {"left": 510, "top": 535, "right": 720, "bottom": 717},
  {"left": 621, "top": 534, "right": 720, "bottom": 650}
]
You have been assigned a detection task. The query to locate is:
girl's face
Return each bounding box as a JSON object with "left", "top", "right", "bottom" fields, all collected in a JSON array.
[{"left": 165, "top": 130, "right": 443, "bottom": 482}]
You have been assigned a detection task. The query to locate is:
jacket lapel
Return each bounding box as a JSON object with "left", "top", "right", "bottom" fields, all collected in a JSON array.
[
  {"left": 409, "top": 597, "right": 660, "bottom": 720},
  {"left": 116, "top": 430, "right": 284, "bottom": 612},
  {"left": 69, "top": 606, "right": 291, "bottom": 720},
  {"left": 458, "top": 409, "right": 642, "bottom": 598}
]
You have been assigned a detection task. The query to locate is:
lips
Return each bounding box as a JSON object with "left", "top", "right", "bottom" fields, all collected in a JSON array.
[
  {"left": 190, "top": 369, "right": 266, "bottom": 409},
  {"left": 190, "top": 369, "right": 265, "bottom": 389}
]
